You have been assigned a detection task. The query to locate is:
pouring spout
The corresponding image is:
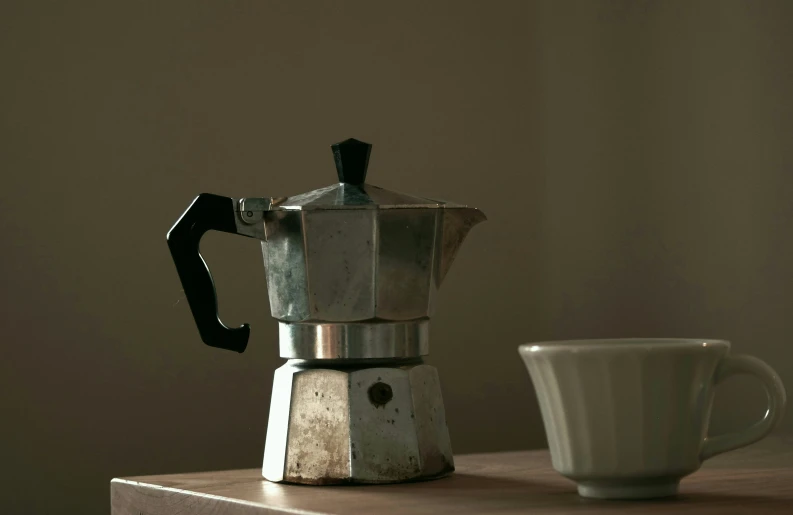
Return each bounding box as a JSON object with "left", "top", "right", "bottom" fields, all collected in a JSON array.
[{"left": 437, "top": 207, "right": 487, "bottom": 286}]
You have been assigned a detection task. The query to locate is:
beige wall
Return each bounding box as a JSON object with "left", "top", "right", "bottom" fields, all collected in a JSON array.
[{"left": 2, "top": 1, "right": 792, "bottom": 513}]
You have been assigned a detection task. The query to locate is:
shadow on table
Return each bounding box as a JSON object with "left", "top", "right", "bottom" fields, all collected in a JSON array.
[{"left": 408, "top": 473, "right": 793, "bottom": 513}]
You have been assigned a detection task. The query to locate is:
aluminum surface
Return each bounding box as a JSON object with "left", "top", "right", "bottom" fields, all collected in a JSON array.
[
  {"left": 246, "top": 201, "right": 485, "bottom": 323},
  {"left": 267, "top": 182, "right": 466, "bottom": 210},
  {"left": 262, "top": 361, "right": 454, "bottom": 484}
]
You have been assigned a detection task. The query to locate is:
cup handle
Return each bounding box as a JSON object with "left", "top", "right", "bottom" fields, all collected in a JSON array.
[{"left": 700, "top": 354, "right": 787, "bottom": 461}]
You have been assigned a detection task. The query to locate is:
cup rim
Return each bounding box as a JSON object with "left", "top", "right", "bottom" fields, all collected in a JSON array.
[{"left": 519, "top": 338, "right": 730, "bottom": 352}]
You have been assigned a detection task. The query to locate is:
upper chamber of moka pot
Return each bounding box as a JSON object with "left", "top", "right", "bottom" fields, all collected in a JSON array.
[
  {"left": 257, "top": 139, "right": 485, "bottom": 357},
  {"left": 167, "top": 138, "right": 486, "bottom": 359}
]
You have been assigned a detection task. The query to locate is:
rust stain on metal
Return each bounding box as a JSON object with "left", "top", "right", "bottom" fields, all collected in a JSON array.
[{"left": 284, "top": 370, "right": 350, "bottom": 484}]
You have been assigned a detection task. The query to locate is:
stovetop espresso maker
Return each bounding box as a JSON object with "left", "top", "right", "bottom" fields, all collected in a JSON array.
[{"left": 167, "top": 138, "right": 485, "bottom": 484}]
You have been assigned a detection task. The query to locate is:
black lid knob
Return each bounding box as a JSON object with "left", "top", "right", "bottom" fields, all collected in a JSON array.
[{"left": 332, "top": 138, "right": 371, "bottom": 185}]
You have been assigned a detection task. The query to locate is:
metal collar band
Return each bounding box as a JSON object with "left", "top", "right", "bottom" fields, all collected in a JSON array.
[{"left": 279, "top": 320, "right": 429, "bottom": 359}]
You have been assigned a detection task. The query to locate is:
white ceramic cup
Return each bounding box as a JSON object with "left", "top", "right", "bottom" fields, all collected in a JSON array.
[{"left": 518, "top": 339, "right": 786, "bottom": 500}]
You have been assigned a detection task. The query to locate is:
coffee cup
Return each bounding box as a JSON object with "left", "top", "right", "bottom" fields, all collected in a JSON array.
[{"left": 518, "top": 338, "right": 786, "bottom": 499}]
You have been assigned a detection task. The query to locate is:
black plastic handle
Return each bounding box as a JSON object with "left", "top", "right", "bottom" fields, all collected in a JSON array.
[{"left": 167, "top": 193, "right": 250, "bottom": 353}]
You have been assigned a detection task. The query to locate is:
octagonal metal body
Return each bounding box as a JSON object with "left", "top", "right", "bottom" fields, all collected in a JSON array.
[
  {"left": 261, "top": 205, "right": 481, "bottom": 324},
  {"left": 262, "top": 360, "right": 454, "bottom": 484}
]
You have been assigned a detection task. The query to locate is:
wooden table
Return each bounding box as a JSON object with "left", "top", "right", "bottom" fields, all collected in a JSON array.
[{"left": 111, "top": 436, "right": 793, "bottom": 514}]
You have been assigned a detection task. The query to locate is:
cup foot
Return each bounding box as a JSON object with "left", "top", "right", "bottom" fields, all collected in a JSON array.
[{"left": 577, "top": 480, "right": 680, "bottom": 500}]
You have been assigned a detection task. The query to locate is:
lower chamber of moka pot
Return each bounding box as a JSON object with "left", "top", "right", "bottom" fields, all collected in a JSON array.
[{"left": 261, "top": 358, "right": 455, "bottom": 485}]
